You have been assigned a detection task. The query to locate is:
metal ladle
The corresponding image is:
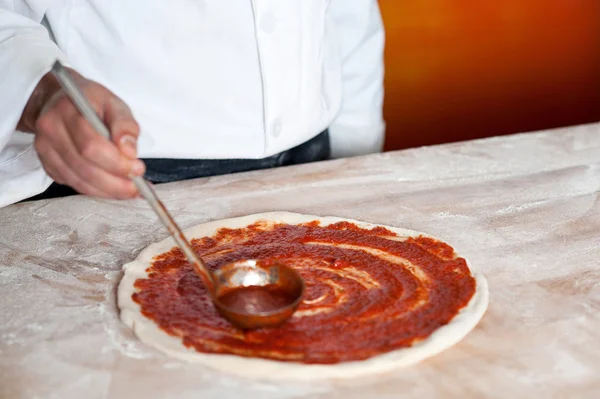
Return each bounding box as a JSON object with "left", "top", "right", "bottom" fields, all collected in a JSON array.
[{"left": 51, "top": 61, "right": 304, "bottom": 329}]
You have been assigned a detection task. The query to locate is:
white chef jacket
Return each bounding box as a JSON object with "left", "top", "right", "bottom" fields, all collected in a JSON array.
[{"left": 0, "top": 0, "right": 385, "bottom": 207}]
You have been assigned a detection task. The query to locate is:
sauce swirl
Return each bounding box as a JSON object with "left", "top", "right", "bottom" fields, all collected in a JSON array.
[{"left": 132, "top": 221, "right": 476, "bottom": 364}]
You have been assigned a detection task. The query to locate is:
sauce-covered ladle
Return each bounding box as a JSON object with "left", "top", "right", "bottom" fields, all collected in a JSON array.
[{"left": 51, "top": 61, "right": 304, "bottom": 329}]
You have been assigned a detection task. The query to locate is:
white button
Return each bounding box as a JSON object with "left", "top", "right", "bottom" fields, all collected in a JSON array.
[
  {"left": 321, "top": 95, "right": 330, "bottom": 110},
  {"left": 271, "top": 119, "right": 282, "bottom": 138},
  {"left": 260, "top": 13, "right": 277, "bottom": 33}
]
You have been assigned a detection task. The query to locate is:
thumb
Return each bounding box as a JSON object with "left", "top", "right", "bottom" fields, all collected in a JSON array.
[{"left": 104, "top": 96, "right": 140, "bottom": 159}]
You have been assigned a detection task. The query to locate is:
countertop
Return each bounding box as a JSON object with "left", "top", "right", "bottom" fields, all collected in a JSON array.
[{"left": 1, "top": 122, "right": 599, "bottom": 398}]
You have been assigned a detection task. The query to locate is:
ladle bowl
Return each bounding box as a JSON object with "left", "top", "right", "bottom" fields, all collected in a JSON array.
[{"left": 213, "top": 260, "right": 305, "bottom": 329}]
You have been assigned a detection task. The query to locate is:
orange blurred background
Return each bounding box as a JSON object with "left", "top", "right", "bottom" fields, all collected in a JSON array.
[{"left": 380, "top": 0, "right": 600, "bottom": 151}]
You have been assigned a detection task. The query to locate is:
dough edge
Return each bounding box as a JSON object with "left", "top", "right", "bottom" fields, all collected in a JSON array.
[{"left": 117, "top": 211, "right": 489, "bottom": 380}]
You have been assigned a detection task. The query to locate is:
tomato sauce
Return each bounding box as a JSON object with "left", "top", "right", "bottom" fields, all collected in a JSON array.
[{"left": 132, "top": 221, "right": 476, "bottom": 364}]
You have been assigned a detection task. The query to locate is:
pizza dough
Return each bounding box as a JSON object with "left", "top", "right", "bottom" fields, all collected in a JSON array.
[{"left": 117, "top": 212, "right": 488, "bottom": 380}]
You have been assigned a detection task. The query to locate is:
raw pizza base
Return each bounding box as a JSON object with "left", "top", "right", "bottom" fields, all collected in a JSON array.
[{"left": 117, "top": 212, "right": 488, "bottom": 380}]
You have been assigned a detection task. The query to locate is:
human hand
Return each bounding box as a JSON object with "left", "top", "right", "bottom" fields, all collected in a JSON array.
[{"left": 18, "top": 69, "right": 145, "bottom": 199}]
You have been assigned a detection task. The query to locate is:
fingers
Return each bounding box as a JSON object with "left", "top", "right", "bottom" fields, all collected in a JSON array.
[
  {"left": 65, "top": 109, "right": 145, "bottom": 178},
  {"left": 34, "top": 81, "right": 145, "bottom": 199},
  {"left": 37, "top": 144, "right": 112, "bottom": 199},
  {"left": 104, "top": 96, "right": 141, "bottom": 160},
  {"left": 35, "top": 125, "right": 140, "bottom": 200},
  {"left": 41, "top": 85, "right": 145, "bottom": 179}
]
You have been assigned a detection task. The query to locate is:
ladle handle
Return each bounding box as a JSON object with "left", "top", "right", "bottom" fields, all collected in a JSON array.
[{"left": 50, "top": 60, "right": 215, "bottom": 292}]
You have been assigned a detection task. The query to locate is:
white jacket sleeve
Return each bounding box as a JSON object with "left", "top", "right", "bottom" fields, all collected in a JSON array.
[
  {"left": 327, "top": 0, "right": 385, "bottom": 159},
  {"left": 0, "top": 2, "right": 69, "bottom": 207}
]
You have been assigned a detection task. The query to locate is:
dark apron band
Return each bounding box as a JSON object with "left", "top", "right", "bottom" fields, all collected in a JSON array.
[
  {"left": 142, "top": 130, "right": 330, "bottom": 184},
  {"left": 22, "top": 130, "right": 330, "bottom": 201}
]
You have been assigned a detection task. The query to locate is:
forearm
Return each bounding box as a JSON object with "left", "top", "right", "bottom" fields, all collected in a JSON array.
[
  {"left": 16, "top": 72, "right": 60, "bottom": 133},
  {"left": 16, "top": 68, "right": 83, "bottom": 133}
]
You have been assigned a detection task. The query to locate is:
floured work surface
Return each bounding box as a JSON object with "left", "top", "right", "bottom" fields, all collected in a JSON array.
[{"left": 1, "top": 123, "right": 600, "bottom": 398}]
